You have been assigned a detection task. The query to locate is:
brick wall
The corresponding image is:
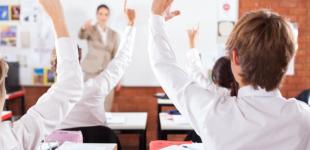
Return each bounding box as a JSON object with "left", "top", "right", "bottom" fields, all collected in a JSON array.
[{"left": 239, "top": 0, "right": 310, "bottom": 97}]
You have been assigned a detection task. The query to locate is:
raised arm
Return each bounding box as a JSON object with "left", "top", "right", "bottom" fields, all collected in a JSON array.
[
  {"left": 186, "top": 27, "right": 213, "bottom": 89},
  {"left": 79, "top": 20, "right": 93, "bottom": 40},
  {"left": 149, "top": 0, "right": 227, "bottom": 135},
  {"left": 91, "top": 8, "right": 136, "bottom": 96},
  {"left": 9, "top": 0, "right": 83, "bottom": 149}
]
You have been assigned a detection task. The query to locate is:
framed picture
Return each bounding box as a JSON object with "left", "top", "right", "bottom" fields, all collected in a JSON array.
[
  {"left": 0, "top": 25, "right": 18, "bottom": 47},
  {"left": 0, "top": 5, "right": 9, "bottom": 21},
  {"left": 10, "top": 5, "right": 21, "bottom": 21}
]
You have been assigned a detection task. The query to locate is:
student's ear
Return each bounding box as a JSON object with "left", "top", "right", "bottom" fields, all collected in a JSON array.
[{"left": 232, "top": 48, "right": 240, "bottom": 65}]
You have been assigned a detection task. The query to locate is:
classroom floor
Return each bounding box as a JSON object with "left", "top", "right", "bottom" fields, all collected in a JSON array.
[{"left": 112, "top": 87, "right": 187, "bottom": 150}]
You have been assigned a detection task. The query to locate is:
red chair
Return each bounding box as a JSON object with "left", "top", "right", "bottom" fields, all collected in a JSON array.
[
  {"left": 149, "top": 141, "right": 192, "bottom": 150},
  {"left": 6, "top": 89, "right": 26, "bottom": 115},
  {"left": 1, "top": 111, "right": 13, "bottom": 121}
]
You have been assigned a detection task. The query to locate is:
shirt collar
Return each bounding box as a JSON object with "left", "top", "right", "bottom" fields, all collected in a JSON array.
[
  {"left": 97, "top": 25, "right": 107, "bottom": 33},
  {"left": 238, "top": 85, "right": 283, "bottom": 98}
]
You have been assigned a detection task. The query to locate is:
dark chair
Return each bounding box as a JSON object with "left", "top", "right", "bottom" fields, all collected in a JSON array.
[
  {"left": 296, "top": 90, "right": 310, "bottom": 105},
  {"left": 5, "top": 62, "right": 21, "bottom": 93},
  {"left": 184, "top": 131, "right": 202, "bottom": 143},
  {"left": 63, "top": 126, "right": 122, "bottom": 150}
]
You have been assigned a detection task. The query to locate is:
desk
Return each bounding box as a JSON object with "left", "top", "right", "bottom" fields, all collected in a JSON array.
[
  {"left": 39, "top": 142, "right": 117, "bottom": 150},
  {"left": 106, "top": 112, "right": 147, "bottom": 150},
  {"left": 157, "top": 98, "right": 174, "bottom": 112},
  {"left": 1, "top": 111, "right": 12, "bottom": 121},
  {"left": 156, "top": 96, "right": 174, "bottom": 139},
  {"left": 159, "top": 113, "right": 193, "bottom": 140}
]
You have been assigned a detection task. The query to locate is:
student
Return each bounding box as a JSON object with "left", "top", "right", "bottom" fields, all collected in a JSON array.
[
  {"left": 149, "top": 0, "right": 310, "bottom": 149},
  {"left": 56, "top": 6, "right": 136, "bottom": 129},
  {"left": 186, "top": 28, "right": 239, "bottom": 96},
  {"left": 0, "top": 0, "right": 83, "bottom": 149}
]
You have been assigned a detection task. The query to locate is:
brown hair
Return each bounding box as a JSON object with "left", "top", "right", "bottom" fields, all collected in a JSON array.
[
  {"left": 226, "top": 9, "right": 296, "bottom": 91},
  {"left": 212, "top": 57, "right": 239, "bottom": 96}
]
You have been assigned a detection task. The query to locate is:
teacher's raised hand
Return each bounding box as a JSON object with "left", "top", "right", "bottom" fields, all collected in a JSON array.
[{"left": 151, "top": 0, "right": 180, "bottom": 21}]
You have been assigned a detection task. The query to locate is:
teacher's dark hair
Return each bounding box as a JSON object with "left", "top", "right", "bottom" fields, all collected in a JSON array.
[{"left": 97, "top": 4, "right": 110, "bottom": 13}]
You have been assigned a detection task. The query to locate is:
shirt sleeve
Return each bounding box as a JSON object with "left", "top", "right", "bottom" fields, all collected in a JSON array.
[
  {"left": 11, "top": 38, "right": 83, "bottom": 150},
  {"left": 90, "top": 26, "right": 136, "bottom": 96},
  {"left": 186, "top": 48, "right": 213, "bottom": 89},
  {"left": 149, "top": 15, "right": 228, "bottom": 136}
]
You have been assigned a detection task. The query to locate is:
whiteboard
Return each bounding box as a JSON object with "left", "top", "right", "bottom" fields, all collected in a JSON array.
[{"left": 61, "top": 0, "right": 222, "bottom": 87}]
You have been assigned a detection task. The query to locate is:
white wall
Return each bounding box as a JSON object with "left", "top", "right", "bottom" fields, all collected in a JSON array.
[{"left": 61, "top": 0, "right": 220, "bottom": 87}]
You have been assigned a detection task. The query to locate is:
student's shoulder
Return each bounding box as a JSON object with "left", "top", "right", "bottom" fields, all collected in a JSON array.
[{"left": 288, "top": 98, "right": 310, "bottom": 124}]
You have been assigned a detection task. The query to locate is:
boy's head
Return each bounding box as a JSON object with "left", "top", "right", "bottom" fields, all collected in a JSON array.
[
  {"left": 212, "top": 57, "right": 239, "bottom": 96},
  {"left": 226, "top": 9, "right": 296, "bottom": 91},
  {"left": 51, "top": 46, "right": 82, "bottom": 73}
]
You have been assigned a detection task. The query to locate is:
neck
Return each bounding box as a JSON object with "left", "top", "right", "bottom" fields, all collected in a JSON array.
[{"left": 98, "top": 23, "right": 106, "bottom": 29}]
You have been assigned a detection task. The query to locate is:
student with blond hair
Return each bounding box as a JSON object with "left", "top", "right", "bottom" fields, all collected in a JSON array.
[
  {"left": 0, "top": 0, "right": 84, "bottom": 149},
  {"left": 149, "top": 0, "right": 309, "bottom": 149}
]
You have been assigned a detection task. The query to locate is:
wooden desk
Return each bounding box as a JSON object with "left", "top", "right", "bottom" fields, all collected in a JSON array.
[
  {"left": 159, "top": 112, "right": 193, "bottom": 140},
  {"left": 106, "top": 112, "right": 147, "bottom": 150},
  {"left": 1, "top": 111, "right": 12, "bottom": 121}
]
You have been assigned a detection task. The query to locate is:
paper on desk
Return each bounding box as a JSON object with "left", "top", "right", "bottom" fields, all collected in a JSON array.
[
  {"left": 173, "top": 115, "right": 188, "bottom": 124},
  {"left": 107, "top": 117, "right": 125, "bottom": 124},
  {"left": 57, "top": 142, "right": 115, "bottom": 150}
]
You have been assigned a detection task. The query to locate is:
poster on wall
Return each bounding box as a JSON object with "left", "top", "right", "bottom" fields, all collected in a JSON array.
[
  {"left": 10, "top": 5, "right": 21, "bottom": 21},
  {"left": 0, "top": 5, "right": 9, "bottom": 21},
  {"left": 217, "top": 0, "right": 238, "bottom": 58},
  {"left": 0, "top": 25, "right": 17, "bottom": 47}
]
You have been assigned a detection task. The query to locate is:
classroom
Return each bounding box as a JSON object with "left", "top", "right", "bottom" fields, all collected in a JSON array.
[{"left": 0, "top": 0, "right": 309, "bottom": 149}]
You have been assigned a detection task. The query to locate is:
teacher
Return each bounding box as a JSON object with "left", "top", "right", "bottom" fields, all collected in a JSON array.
[{"left": 79, "top": 4, "right": 119, "bottom": 111}]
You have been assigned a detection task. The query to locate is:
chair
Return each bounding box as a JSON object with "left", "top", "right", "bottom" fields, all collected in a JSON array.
[
  {"left": 4, "top": 62, "right": 26, "bottom": 115},
  {"left": 63, "top": 126, "right": 122, "bottom": 150},
  {"left": 184, "top": 131, "right": 202, "bottom": 143},
  {"left": 296, "top": 90, "right": 310, "bottom": 105}
]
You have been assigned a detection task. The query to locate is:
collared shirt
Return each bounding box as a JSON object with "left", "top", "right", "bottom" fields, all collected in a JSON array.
[
  {"left": 149, "top": 15, "right": 310, "bottom": 150},
  {"left": 58, "top": 26, "right": 136, "bottom": 129},
  {"left": 97, "top": 25, "right": 108, "bottom": 44},
  {"left": 0, "top": 38, "right": 83, "bottom": 150}
]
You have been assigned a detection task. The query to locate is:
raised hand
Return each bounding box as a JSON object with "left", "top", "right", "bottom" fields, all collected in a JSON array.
[
  {"left": 187, "top": 25, "right": 199, "bottom": 48},
  {"left": 152, "top": 0, "right": 180, "bottom": 21},
  {"left": 124, "top": 0, "right": 136, "bottom": 26},
  {"left": 38, "top": 0, "right": 68, "bottom": 37},
  {"left": 83, "top": 20, "right": 93, "bottom": 29}
]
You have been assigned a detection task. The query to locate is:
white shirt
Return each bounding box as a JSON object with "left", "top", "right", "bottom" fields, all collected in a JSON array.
[
  {"left": 0, "top": 38, "right": 84, "bottom": 150},
  {"left": 149, "top": 15, "right": 310, "bottom": 150},
  {"left": 186, "top": 48, "right": 212, "bottom": 89},
  {"left": 97, "top": 25, "right": 108, "bottom": 44},
  {"left": 58, "top": 26, "right": 136, "bottom": 129}
]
